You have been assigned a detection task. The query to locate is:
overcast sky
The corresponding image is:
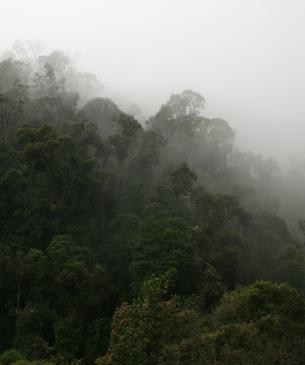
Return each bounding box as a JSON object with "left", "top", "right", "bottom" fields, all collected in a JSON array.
[{"left": 1, "top": 0, "right": 305, "bottom": 163}]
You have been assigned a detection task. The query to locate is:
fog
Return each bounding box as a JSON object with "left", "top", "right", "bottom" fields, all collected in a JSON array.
[
  {"left": 3, "top": 3, "right": 305, "bottom": 358},
  {"left": 1, "top": 0, "right": 305, "bottom": 163}
]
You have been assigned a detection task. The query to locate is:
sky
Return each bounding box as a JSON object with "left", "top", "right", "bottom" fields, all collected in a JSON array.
[{"left": 1, "top": 0, "right": 305, "bottom": 164}]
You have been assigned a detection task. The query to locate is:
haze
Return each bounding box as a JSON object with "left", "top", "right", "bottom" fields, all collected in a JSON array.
[{"left": 1, "top": 0, "right": 305, "bottom": 163}]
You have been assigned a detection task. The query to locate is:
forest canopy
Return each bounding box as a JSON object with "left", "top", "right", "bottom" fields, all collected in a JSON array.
[{"left": 1, "top": 47, "right": 305, "bottom": 365}]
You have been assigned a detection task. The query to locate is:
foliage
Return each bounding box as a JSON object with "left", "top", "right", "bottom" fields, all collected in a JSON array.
[{"left": 1, "top": 49, "right": 305, "bottom": 364}]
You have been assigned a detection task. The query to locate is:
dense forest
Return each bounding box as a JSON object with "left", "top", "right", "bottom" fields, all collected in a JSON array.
[{"left": 1, "top": 47, "right": 305, "bottom": 365}]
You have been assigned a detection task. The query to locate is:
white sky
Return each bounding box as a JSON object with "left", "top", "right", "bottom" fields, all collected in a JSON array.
[{"left": 1, "top": 0, "right": 305, "bottom": 163}]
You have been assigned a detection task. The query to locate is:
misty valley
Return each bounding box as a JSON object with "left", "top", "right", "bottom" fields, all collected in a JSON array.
[{"left": 1, "top": 45, "right": 305, "bottom": 365}]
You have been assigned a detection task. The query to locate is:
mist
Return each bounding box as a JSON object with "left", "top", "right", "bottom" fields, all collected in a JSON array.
[
  {"left": 1, "top": 0, "right": 305, "bottom": 163},
  {"left": 4, "top": 2, "right": 305, "bottom": 362}
]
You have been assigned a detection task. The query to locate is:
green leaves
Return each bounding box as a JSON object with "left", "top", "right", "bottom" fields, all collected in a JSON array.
[
  {"left": 2, "top": 52, "right": 305, "bottom": 365},
  {"left": 129, "top": 216, "right": 195, "bottom": 293},
  {"left": 97, "top": 271, "right": 196, "bottom": 365}
]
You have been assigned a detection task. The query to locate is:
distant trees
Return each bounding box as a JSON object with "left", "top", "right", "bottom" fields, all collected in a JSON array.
[
  {"left": 1, "top": 48, "right": 305, "bottom": 364},
  {"left": 0, "top": 58, "right": 29, "bottom": 96},
  {"left": 0, "top": 95, "right": 24, "bottom": 143},
  {"left": 78, "top": 98, "right": 121, "bottom": 137},
  {"left": 148, "top": 90, "right": 234, "bottom": 174},
  {"left": 166, "top": 89, "right": 205, "bottom": 117}
]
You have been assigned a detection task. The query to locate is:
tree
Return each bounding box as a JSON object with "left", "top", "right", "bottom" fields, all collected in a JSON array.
[
  {"left": 168, "top": 281, "right": 305, "bottom": 365},
  {"left": 129, "top": 216, "right": 197, "bottom": 294},
  {"left": 0, "top": 95, "right": 23, "bottom": 144},
  {"left": 96, "top": 271, "right": 199, "bottom": 365},
  {"left": 0, "top": 349, "right": 25, "bottom": 365},
  {"left": 166, "top": 90, "right": 205, "bottom": 117},
  {"left": 14, "top": 304, "right": 51, "bottom": 360},
  {"left": 78, "top": 98, "right": 121, "bottom": 137},
  {"left": 273, "top": 244, "right": 305, "bottom": 294},
  {"left": 0, "top": 59, "right": 29, "bottom": 96}
]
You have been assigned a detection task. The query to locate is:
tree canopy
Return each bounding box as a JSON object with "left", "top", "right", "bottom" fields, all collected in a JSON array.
[{"left": 1, "top": 48, "right": 305, "bottom": 365}]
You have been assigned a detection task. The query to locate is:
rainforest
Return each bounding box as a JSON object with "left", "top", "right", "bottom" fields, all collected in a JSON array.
[{"left": 1, "top": 44, "right": 305, "bottom": 364}]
